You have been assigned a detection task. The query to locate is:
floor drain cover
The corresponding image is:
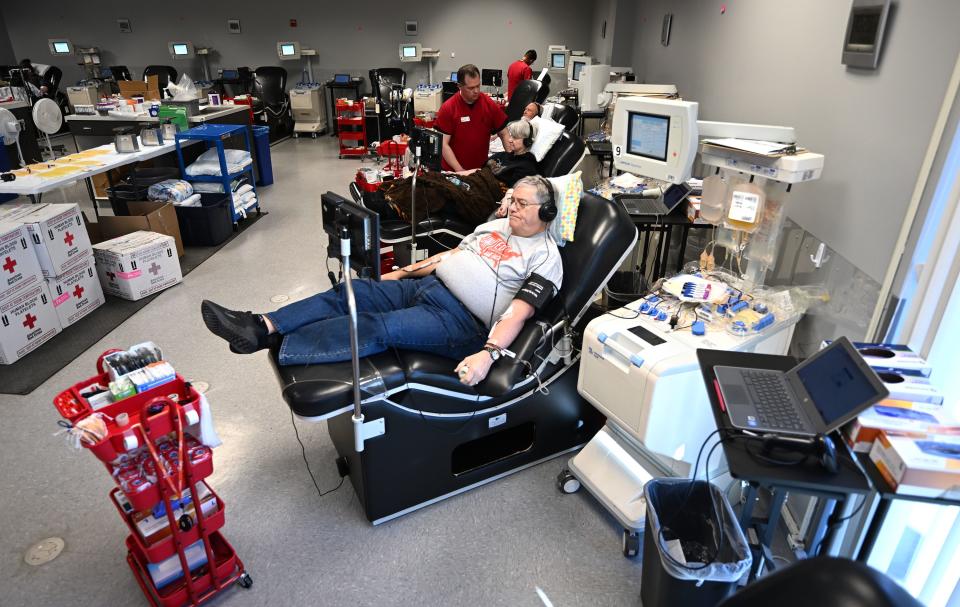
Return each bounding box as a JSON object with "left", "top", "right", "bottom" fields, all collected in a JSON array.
[
  {"left": 191, "top": 381, "right": 210, "bottom": 394},
  {"left": 271, "top": 294, "right": 290, "bottom": 304},
  {"left": 24, "top": 538, "right": 64, "bottom": 566}
]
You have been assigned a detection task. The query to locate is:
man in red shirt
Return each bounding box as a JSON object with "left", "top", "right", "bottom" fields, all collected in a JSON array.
[
  {"left": 506, "top": 50, "right": 537, "bottom": 100},
  {"left": 435, "top": 64, "right": 509, "bottom": 172}
]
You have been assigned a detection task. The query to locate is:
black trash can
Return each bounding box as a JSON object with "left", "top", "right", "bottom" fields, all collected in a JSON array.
[
  {"left": 174, "top": 193, "right": 233, "bottom": 247},
  {"left": 641, "top": 479, "right": 752, "bottom": 607}
]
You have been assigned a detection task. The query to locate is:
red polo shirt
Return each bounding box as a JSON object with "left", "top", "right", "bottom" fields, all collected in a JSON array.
[
  {"left": 507, "top": 60, "right": 533, "bottom": 99},
  {"left": 435, "top": 92, "right": 508, "bottom": 171}
]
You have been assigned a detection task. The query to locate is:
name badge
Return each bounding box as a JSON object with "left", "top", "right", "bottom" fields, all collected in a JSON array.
[{"left": 460, "top": 116, "right": 471, "bottom": 123}]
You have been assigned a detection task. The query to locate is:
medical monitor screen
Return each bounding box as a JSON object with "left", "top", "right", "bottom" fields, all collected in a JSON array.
[
  {"left": 173, "top": 44, "right": 190, "bottom": 56},
  {"left": 402, "top": 45, "right": 418, "bottom": 58},
  {"left": 572, "top": 61, "right": 585, "bottom": 81},
  {"left": 450, "top": 72, "right": 457, "bottom": 82},
  {"left": 280, "top": 44, "right": 297, "bottom": 57},
  {"left": 626, "top": 112, "right": 670, "bottom": 162},
  {"left": 53, "top": 41, "right": 71, "bottom": 54},
  {"left": 334, "top": 74, "right": 350, "bottom": 84},
  {"left": 551, "top": 52, "right": 566, "bottom": 69}
]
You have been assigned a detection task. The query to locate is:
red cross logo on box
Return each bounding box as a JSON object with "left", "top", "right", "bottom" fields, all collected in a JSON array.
[
  {"left": 64, "top": 231, "right": 75, "bottom": 247},
  {"left": 2, "top": 256, "right": 16, "bottom": 274},
  {"left": 73, "top": 285, "right": 85, "bottom": 299},
  {"left": 148, "top": 262, "right": 162, "bottom": 275},
  {"left": 22, "top": 313, "right": 37, "bottom": 329}
]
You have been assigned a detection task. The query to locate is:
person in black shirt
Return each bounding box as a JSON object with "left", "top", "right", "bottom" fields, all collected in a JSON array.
[{"left": 456, "top": 120, "right": 539, "bottom": 187}]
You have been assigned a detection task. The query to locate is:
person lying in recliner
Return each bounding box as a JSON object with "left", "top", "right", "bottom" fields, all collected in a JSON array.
[
  {"left": 364, "top": 120, "right": 540, "bottom": 226},
  {"left": 201, "top": 177, "right": 562, "bottom": 387}
]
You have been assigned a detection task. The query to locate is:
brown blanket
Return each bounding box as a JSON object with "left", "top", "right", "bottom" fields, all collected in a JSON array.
[{"left": 382, "top": 168, "right": 505, "bottom": 225}]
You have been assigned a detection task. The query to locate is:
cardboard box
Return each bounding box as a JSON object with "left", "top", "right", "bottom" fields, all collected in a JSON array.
[
  {"left": 870, "top": 431, "right": 960, "bottom": 498},
  {"left": 94, "top": 231, "right": 182, "bottom": 301},
  {"left": 16, "top": 203, "right": 94, "bottom": 278},
  {"left": 0, "top": 222, "right": 43, "bottom": 300},
  {"left": 845, "top": 399, "right": 959, "bottom": 452},
  {"left": 875, "top": 370, "right": 943, "bottom": 405},
  {"left": 823, "top": 340, "right": 933, "bottom": 377},
  {"left": 0, "top": 203, "right": 44, "bottom": 224},
  {"left": 0, "top": 280, "right": 60, "bottom": 364},
  {"left": 46, "top": 258, "right": 105, "bottom": 328},
  {"left": 96, "top": 201, "right": 184, "bottom": 257},
  {"left": 118, "top": 75, "right": 161, "bottom": 101}
]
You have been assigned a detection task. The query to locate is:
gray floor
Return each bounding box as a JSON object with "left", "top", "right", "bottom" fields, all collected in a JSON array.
[{"left": 0, "top": 136, "right": 645, "bottom": 607}]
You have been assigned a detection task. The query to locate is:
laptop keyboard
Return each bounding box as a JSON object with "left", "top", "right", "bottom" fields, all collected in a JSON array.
[{"left": 743, "top": 371, "right": 805, "bottom": 431}]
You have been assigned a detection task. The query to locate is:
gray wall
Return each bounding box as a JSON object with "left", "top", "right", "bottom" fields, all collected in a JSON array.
[
  {"left": 630, "top": 0, "right": 960, "bottom": 283},
  {"left": 1, "top": 2, "right": 592, "bottom": 90},
  {"left": 590, "top": 0, "right": 614, "bottom": 64},
  {"left": 0, "top": 9, "right": 15, "bottom": 64}
]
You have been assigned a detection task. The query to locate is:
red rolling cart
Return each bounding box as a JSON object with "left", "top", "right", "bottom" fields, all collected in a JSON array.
[
  {"left": 54, "top": 350, "right": 251, "bottom": 607},
  {"left": 336, "top": 100, "right": 367, "bottom": 158}
]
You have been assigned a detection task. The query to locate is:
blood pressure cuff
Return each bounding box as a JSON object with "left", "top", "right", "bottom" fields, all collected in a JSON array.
[{"left": 515, "top": 273, "right": 556, "bottom": 312}]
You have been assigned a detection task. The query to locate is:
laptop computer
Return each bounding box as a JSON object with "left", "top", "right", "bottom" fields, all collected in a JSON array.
[
  {"left": 616, "top": 182, "right": 691, "bottom": 217},
  {"left": 714, "top": 336, "right": 889, "bottom": 437}
]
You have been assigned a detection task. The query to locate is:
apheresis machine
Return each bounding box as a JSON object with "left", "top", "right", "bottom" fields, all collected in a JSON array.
[
  {"left": 278, "top": 41, "right": 327, "bottom": 137},
  {"left": 567, "top": 96, "right": 826, "bottom": 555}
]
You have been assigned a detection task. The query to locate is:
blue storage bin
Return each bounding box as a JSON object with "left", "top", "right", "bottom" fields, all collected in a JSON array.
[{"left": 253, "top": 126, "right": 273, "bottom": 186}]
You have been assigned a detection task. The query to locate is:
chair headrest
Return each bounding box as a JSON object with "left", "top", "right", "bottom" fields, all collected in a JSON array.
[
  {"left": 539, "top": 131, "right": 585, "bottom": 178},
  {"left": 506, "top": 80, "right": 550, "bottom": 122}
]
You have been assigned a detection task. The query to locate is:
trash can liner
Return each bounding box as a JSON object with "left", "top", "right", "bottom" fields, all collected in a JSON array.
[{"left": 644, "top": 478, "right": 752, "bottom": 583}]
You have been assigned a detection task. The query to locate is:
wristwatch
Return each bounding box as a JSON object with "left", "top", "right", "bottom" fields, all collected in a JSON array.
[{"left": 483, "top": 345, "right": 501, "bottom": 361}]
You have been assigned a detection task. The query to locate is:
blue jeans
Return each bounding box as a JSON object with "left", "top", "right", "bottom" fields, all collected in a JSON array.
[{"left": 266, "top": 275, "right": 487, "bottom": 366}]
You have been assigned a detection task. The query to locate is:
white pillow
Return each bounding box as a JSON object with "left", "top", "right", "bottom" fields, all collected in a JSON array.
[{"left": 529, "top": 116, "right": 565, "bottom": 162}]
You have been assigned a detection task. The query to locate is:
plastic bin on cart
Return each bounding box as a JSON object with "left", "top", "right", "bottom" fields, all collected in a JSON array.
[
  {"left": 126, "top": 530, "right": 242, "bottom": 607},
  {"left": 252, "top": 126, "right": 273, "bottom": 186},
  {"left": 112, "top": 484, "right": 226, "bottom": 563},
  {"left": 641, "top": 479, "right": 752, "bottom": 607},
  {"left": 174, "top": 193, "right": 233, "bottom": 247}
]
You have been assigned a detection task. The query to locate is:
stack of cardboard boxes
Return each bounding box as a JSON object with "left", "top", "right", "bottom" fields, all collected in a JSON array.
[
  {"left": 0, "top": 203, "right": 104, "bottom": 364},
  {"left": 840, "top": 342, "right": 959, "bottom": 498}
]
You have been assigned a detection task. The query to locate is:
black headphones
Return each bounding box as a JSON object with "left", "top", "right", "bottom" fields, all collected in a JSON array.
[
  {"left": 537, "top": 176, "right": 558, "bottom": 222},
  {"left": 521, "top": 121, "right": 535, "bottom": 150}
]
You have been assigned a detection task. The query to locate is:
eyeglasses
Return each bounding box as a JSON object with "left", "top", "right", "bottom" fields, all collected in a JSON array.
[{"left": 509, "top": 197, "right": 543, "bottom": 210}]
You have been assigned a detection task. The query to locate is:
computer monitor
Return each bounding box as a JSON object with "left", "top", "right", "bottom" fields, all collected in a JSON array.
[
  {"left": 568, "top": 56, "right": 591, "bottom": 82},
  {"left": 334, "top": 73, "right": 351, "bottom": 84},
  {"left": 550, "top": 51, "right": 567, "bottom": 70},
  {"left": 481, "top": 68, "right": 502, "bottom": 87},
  {"left": 411, "top": 126, "right": 442, "bottom": 171},
  {"left": 48, "top": 39, "right": 73, "bottom": 56},
  {"left": 168, "top": 42, "right": 195, "bottom": 59},
  {"left": 399, "top": 43, "right": 422, "bottom": 62},
  {"left": 277, "top": 41, "right": 301, "bottom": 60},
  {"left": 321, "top": 192, "right": 381, "bottom": 280},
  {"left": 611, "top": 97, "right": 699, "bottom": 184},
  {"left": 449, "top": 72, "right": 457, "bottom": 82}
]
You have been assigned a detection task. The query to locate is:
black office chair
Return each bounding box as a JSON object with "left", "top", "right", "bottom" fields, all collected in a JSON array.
[
  {"left": 718, "top": 557, "right": 922, "bottom": 607},
  {"left": 109, "top": 65, "right": 132, "bottom": 81},
  {"left": 254, "top": 66, "right": 293, "bottom": 140},
  {"left": 549, "top": 104, "right": 580, "bottom": 133},
  {"left": 143, "top": 65, "right": 178, "bottom": 96},
  {"left": 506, "top": 79, "right": 550, "bottom": 123}
]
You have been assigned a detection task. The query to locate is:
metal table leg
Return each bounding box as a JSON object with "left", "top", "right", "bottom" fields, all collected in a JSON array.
[{"left": 857, "top": 496, "right": 891, "bottom": 562}]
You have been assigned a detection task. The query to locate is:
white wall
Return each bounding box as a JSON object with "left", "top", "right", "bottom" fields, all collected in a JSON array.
[
  {"left": 630, "top": 0, "right": 960, "bottom": 282},
  {"left": 0, "top": 2, "right": 593, "bottom": 89}
]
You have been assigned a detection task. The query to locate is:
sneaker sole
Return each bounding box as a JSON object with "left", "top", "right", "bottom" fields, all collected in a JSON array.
[{"left": 201, "top": 301, "right": 258, "bottom": 354}]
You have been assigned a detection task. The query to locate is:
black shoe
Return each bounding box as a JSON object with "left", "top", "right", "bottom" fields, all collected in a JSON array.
[{"left": 200, "top": 300, "right": 270, "bottom": 354}]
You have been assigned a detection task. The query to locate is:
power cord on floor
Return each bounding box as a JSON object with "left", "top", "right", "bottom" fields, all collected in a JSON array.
[{"left": 290, "top": 409, "right": 345, "bottom": 499}]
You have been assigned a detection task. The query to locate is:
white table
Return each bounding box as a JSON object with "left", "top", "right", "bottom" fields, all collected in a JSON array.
[{"left": 0, "top": 141, "right": 197, "bottom": 215}]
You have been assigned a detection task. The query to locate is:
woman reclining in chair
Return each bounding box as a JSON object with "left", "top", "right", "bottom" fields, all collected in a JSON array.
[
  {"left": 363, "top": 120, "right": 540, "bottom": 227},
  {"left": 201, "top": 177, "right": 562, "bottom": 387}
]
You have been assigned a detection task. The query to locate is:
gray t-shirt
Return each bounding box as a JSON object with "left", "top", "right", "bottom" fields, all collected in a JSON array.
[{"left": 436, "top": 218, "right": 563, "bottom": 328}]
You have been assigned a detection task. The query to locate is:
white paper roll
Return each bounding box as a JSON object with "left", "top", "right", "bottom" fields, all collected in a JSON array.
[{"left": 123, "top": 433, "right": 139, "bottom": 451}]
